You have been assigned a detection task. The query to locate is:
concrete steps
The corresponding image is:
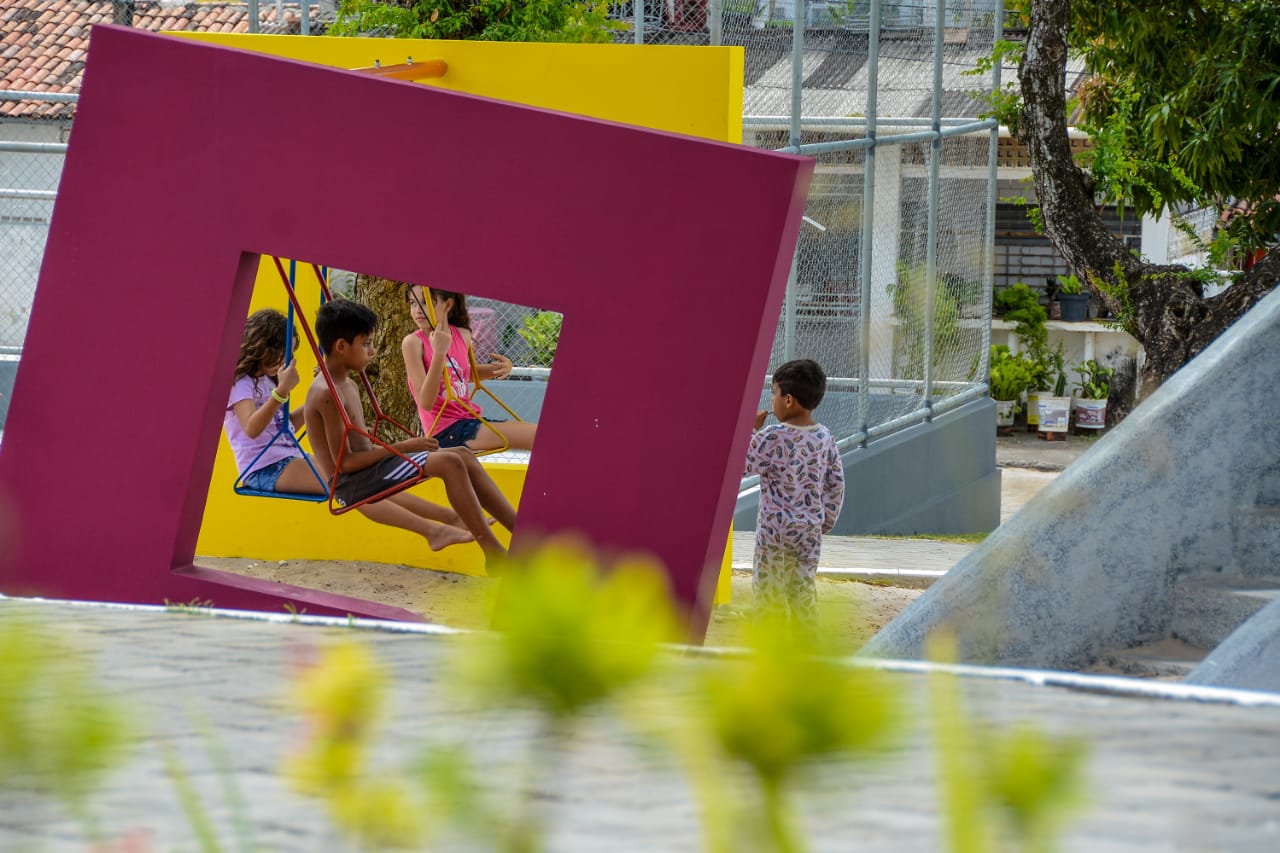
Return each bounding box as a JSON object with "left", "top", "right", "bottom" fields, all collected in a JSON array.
[
  {"left": 1087, "top": 575, "right": 1280, "bottom": 682},
  {"left": 1088, "top": 638, "right": 1207, "bottom": 681},
  {"left": 1170, "top": 575, "right": 1280, "bottom": 650}
]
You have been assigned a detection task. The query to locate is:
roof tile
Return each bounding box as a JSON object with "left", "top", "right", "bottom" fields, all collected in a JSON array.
[{"left": 1, "top": 1, "right": 325, "bottom": 120}]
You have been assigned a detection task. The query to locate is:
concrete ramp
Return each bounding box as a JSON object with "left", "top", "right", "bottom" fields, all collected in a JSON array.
[
  {"left": 863, "top": 286, "right": 1280, "bottom": 672},
  {"left": 1185, "top": 597, "right": 1280, "bottom": 692}
]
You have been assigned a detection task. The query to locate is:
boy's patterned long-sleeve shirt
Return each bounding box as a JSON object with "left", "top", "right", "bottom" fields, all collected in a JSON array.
[{"left": 744, "top": 423, "right": 845, "bottom": 534}]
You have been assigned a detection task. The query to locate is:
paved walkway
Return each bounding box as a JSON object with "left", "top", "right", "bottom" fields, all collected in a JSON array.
[{"left": 2, "top": 597, "right": 1278, "bottom": 851}]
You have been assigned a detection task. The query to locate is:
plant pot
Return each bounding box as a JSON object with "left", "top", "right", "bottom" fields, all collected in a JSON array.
[
  {"left": 1058, "top": 293, "right": 1089, "bottom": 322},
  {"left": 1036, "top": 395, "right": 1071, "bottom": 433},
  {"left": 1074, "top": 397, "right": 1107, "bottom": 429},
  {"left": 995, "top": 398, "right": 1018, "bottom": 429}
]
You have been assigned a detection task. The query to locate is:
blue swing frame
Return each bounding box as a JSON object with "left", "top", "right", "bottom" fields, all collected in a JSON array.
[{"left": 232, "top": 260, "right": 332, "bottom": 502}]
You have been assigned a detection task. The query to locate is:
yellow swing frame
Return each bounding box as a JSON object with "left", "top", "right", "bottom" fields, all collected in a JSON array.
[{"left": 412, "top": 286, "right": 525, "bottom": 456}]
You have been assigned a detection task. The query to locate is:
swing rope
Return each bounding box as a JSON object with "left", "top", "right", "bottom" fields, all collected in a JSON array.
[
  {"left": 271, "top": 258, "right": 431, "bottom": 516},
  {"left": 408, "top": 285, "right": 524, "bottom": 455}
]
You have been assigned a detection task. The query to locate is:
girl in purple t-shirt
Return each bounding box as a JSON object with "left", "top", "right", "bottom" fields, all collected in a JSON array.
[{"left": 224, "top": 308, "right": 315, "bottom": 494}]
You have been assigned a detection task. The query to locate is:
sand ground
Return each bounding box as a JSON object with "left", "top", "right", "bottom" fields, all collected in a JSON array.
[
  {"left": 199, "top": 463, "right": 1060, "bottom": 649},
  {"left": 197, "top": 554, "right": 923, "bottom": 651}
]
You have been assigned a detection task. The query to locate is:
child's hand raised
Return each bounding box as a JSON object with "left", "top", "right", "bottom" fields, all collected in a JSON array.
[
  {"left": 754, "top": 410, "right": 769, "bottom": 430},
  {"left": 429, "top": 322, "right": 451, "bottom": 356},
  {"left": 487, "top": 353, "right": 513, "bottom": 379},
  {"left": 276, "top": 359, "right": 301, "bottom": 394}
]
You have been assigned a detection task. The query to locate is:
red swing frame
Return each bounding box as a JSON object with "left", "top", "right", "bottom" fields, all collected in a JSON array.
[{"left": 272, "top": 257, "right": 431, "bottom": 516}]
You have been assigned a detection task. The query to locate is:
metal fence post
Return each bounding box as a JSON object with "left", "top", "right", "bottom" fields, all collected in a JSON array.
[
  {"left": 634, "top": 0, "right": 644, "bottom": 44},
  {"left": 979, "top": 0, "right": 1006, "bottom": 382},
  {"left": 921, "top": 0, "right": 946, "bottom": 415},
  {"left": 784, "top": 0, "right": 805, "bottom": 366},
  {"left": 709, "top": 0, "right": 723, "bottom": 46},
  {"left": 789, "top": 0, "right": 804, "bottom": 150},
  {"left": 856, "top": 0, "right": 882, "bottom": 442}
]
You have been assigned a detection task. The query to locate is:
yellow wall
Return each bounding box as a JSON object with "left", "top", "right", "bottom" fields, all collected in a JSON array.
[
  {"left": 191, "top": 36, "right": 739, "bottom": 605},
  {"left": 172, "top": 34, "right": 743, "bottom": 143}
]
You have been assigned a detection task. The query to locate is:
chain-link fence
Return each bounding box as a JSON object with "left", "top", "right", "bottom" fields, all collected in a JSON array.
[
  {"left": 1, "top": 1, "right": 1001, "bottom": 455},
  {"left": 623, "top": 0, "right": 1003, "bottom": 461},
  {"left": 0, "top": 92, "right": 69, "bottom": 354}
]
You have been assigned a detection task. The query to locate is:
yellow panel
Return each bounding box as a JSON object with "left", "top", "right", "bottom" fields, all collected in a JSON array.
[
  {"left": 192, "top": 35, "right": 739, "bottom": 604},
  {"left": 171, "top": 34, "right": 743, "bottom": 143}
]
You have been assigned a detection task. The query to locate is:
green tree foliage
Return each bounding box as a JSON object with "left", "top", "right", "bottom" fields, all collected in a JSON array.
[
  {"left": 328, "top": 0, "right": 621, "bottom": 43},
  {"left": 1013, "top": 0, "right": 1280, "bottom": 386},
  {"left": 1072, "top": 0, "right": 1280, "bottom": 253}
]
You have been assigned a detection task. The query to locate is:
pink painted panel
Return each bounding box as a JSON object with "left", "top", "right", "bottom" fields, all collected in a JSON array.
[{"left": 0, "top": 26, "right": 811, "bottom": 639}]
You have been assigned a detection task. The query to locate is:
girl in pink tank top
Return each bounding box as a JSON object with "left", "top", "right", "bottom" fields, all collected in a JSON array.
[{"left": 401, "top": 285, "right": 538, "bottom": 452}]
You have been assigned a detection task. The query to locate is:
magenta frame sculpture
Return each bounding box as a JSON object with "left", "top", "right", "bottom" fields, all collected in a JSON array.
[{"left": 0, "top": 27, "right": 811, "bottom": 640}]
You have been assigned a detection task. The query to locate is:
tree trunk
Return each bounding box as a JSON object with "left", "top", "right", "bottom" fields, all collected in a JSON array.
[
  {"left": 352, "top": 276, "right": 420, "bottom": 439},
  {"left": 1018, "top": 0, "right": 1277, "bottom": 385}
]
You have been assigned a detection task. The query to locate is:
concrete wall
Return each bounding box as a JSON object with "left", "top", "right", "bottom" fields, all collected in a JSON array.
[{"left": 863, "top": 284, "right": 1280, "bottom": 669}]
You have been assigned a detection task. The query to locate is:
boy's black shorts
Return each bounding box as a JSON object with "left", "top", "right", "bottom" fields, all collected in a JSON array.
[{"left": 333, "top": 451, "right": 430, "bottom": 507}]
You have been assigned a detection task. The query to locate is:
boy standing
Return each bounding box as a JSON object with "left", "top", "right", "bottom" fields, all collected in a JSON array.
[
  {"left": 744, "top": 359, "right": 845, "bottom": 638},
  {"left": 304, "top": 298, "right": 515, "bottom": 557}
]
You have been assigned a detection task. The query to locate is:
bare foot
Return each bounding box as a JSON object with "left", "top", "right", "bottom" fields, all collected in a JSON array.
[{"left": 425, "top": 524, "right": 475, "bottom": 552}]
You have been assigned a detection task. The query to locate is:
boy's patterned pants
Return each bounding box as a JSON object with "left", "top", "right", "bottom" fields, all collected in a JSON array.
[{"left": 752, "top": 523, "right": 822, "bottom": 638}]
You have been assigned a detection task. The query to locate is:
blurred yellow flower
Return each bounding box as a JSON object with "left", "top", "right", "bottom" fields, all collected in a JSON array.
[{"left": 461, "top": 537, "right": 681, "bottom": 719}]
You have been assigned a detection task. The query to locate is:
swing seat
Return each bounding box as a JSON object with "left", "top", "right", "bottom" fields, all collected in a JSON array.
[{"left": 233, "top": 484, "right": 329, "bottom": 502}]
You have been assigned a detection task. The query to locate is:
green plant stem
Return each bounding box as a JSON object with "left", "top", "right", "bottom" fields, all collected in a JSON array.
[
  {"left": 506, "top": 716, "right": 569, "bottom": 853},
  {"left": 761, "top": 776, "right": 807, "bottom": 853},
  {"left": 65, "top": 793, "right": 105, "bottom": 848},
  {"left": 201, "top": 720, "right": 254, "bottom": 853},
  {"left": 927, "top": 655, "right": 987, "bottom": 853},
  {"left": 164, "top": 744, "right": 224, "bottom": 853}
]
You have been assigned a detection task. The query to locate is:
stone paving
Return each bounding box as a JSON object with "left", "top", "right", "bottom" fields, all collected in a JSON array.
[{"left": 4, "top": 597, "right": 1280, "bottom": 851}]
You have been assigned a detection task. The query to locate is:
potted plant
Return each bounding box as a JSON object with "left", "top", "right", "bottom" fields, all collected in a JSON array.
[
  {"left": 1072, "top": 358, "right": 1114, "bottom": 429},
  {"left": 1033, "top": 343, "right": 1071, "bottom": 438},
  {"left": 1055, "top": 273, "right": 1090, "bottom": 322},
  {"left": 988, "top": 345, "right": 1034, "bottom": 432},
  {"left": 995, "top": 283, "right": 1050, "bottom": 427}
]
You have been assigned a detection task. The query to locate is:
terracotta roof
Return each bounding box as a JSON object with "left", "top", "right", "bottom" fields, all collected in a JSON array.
[{"left": 1, "top": 0, "right": 325, "bottom": 120}]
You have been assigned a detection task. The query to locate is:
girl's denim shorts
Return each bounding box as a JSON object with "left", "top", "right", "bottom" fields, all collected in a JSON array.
[
  {"left": 433, "top": 418, "right": 505, "bottom": 448},
  {"left": 242, "top": 458, "right": 292, "bottom": 491}
]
